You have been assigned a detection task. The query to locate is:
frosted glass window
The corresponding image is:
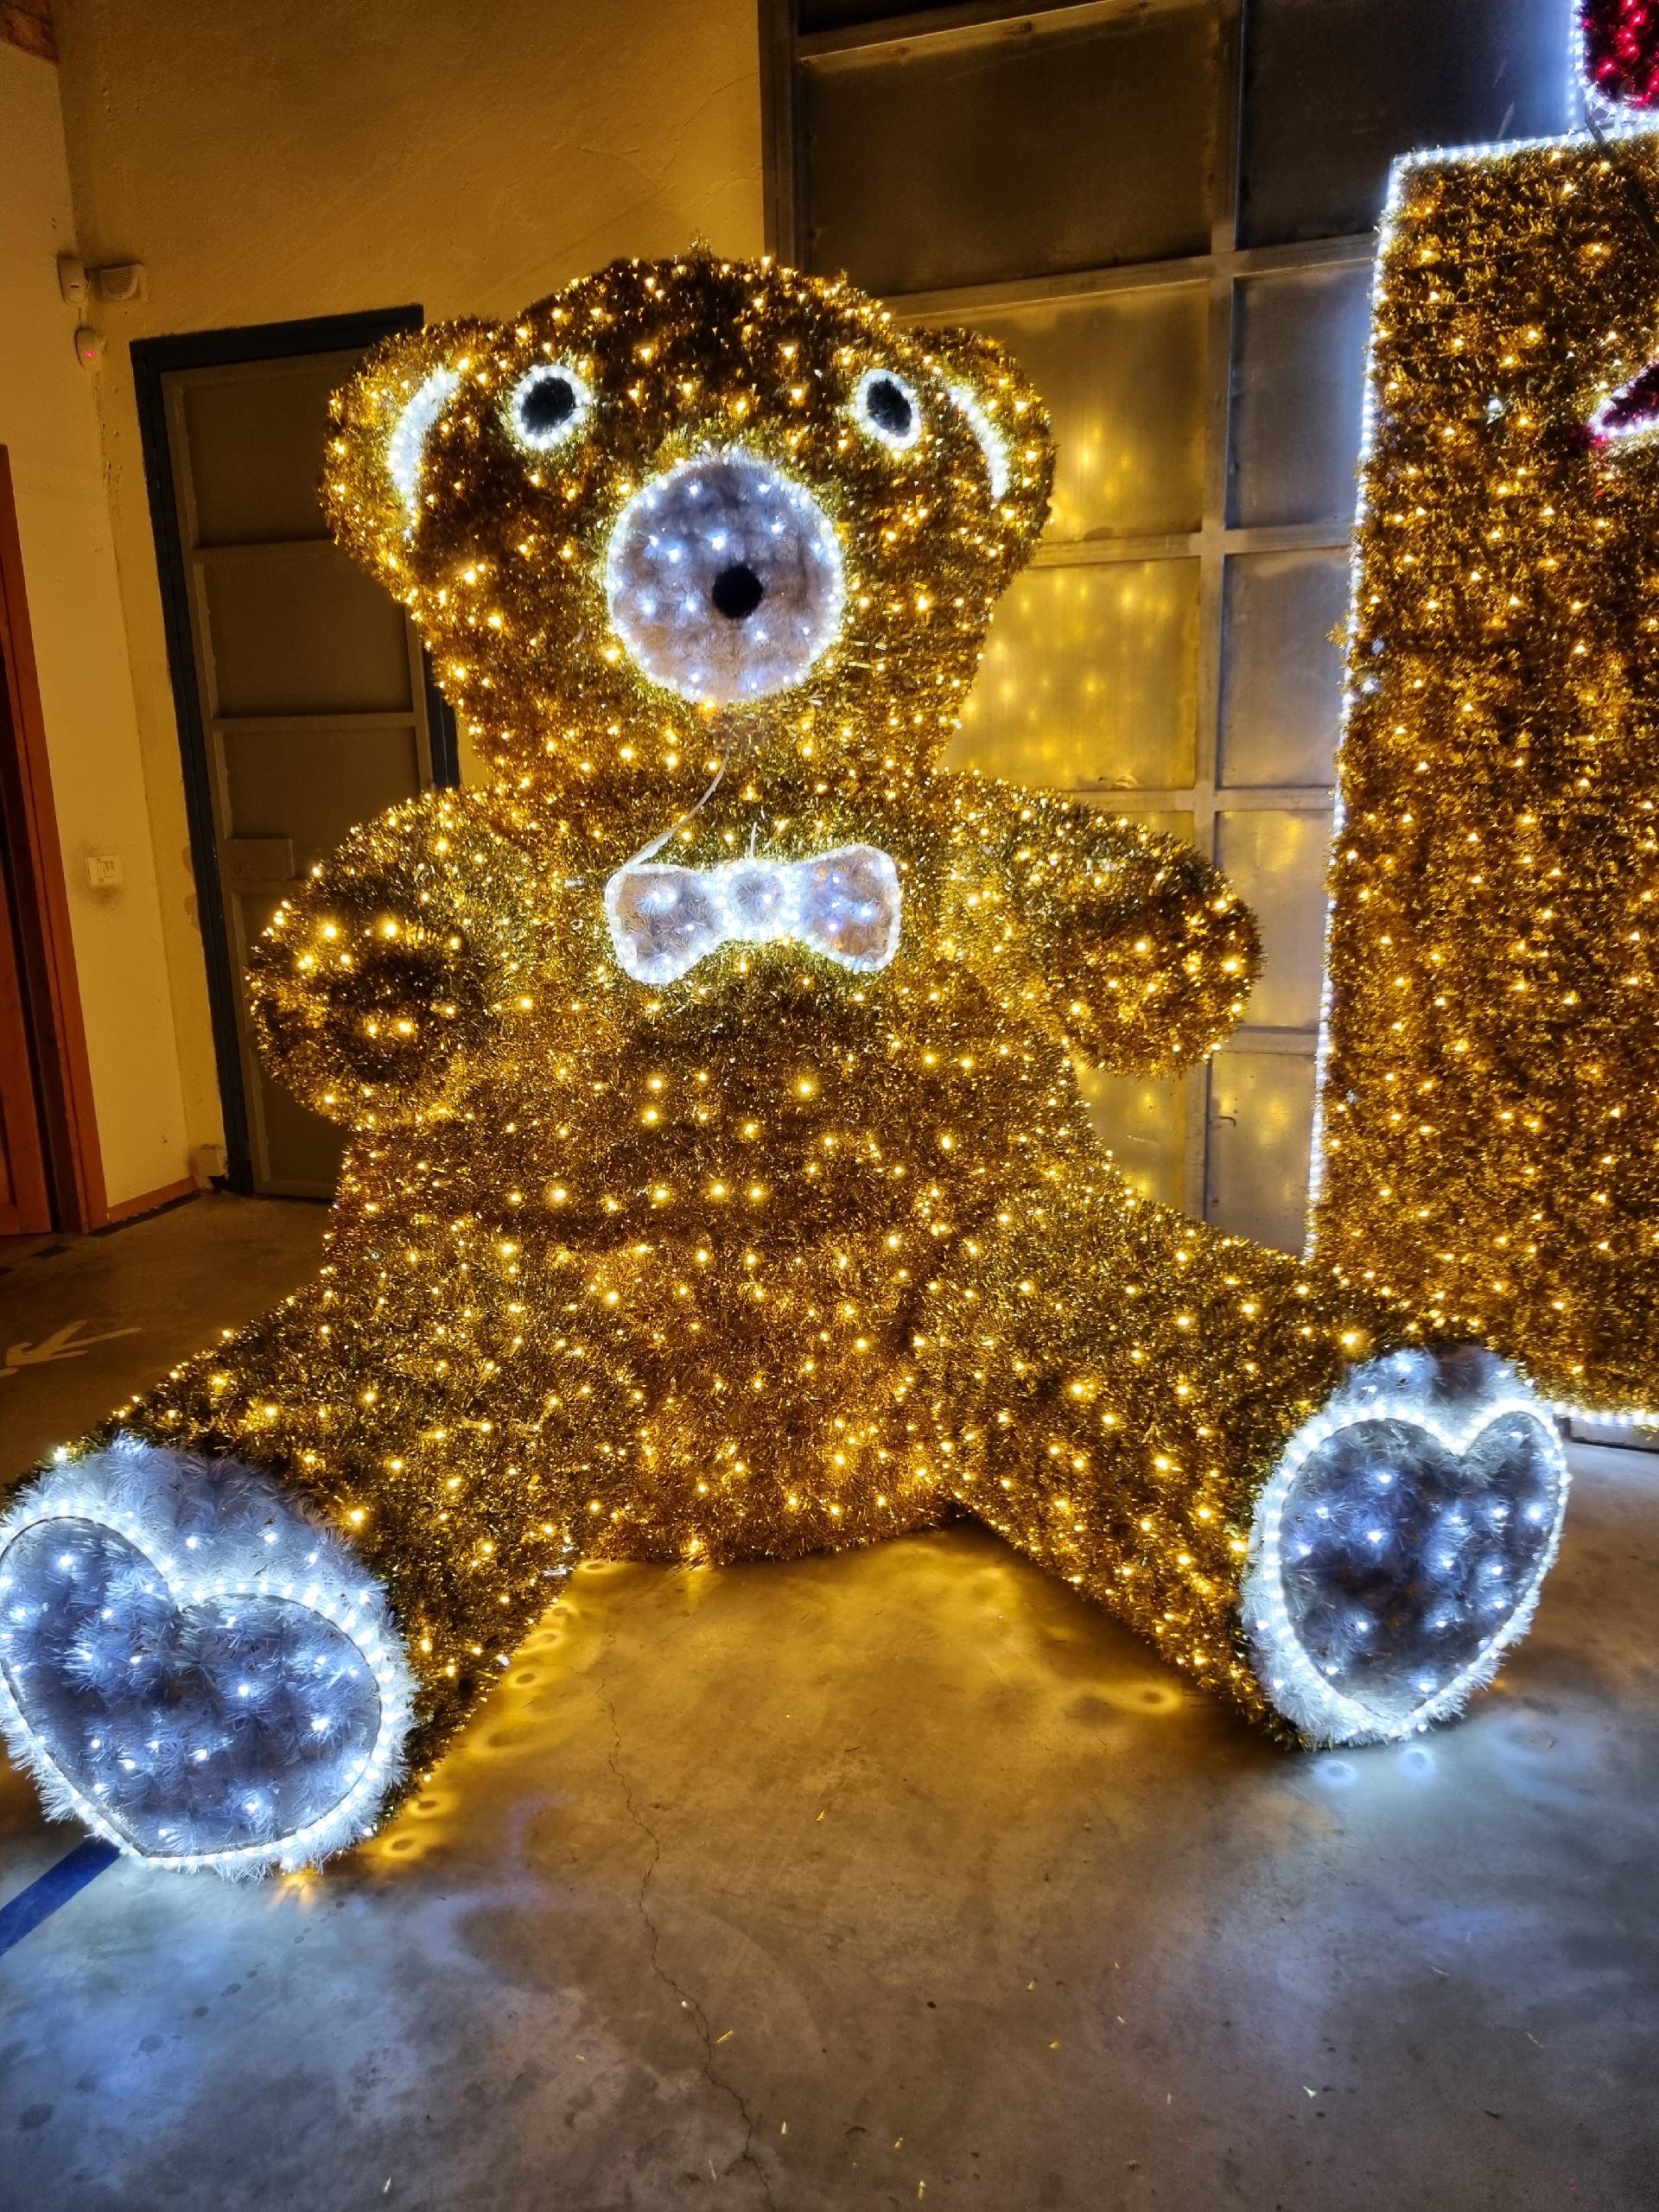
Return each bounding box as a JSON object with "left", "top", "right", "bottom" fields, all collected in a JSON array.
[
  {"left": 1205, "top": 1050, "right": 1318, "bottom": 1255},
  {"left": 1228, "top": 265, "right": 1372, "bottom": 531},
  {"left": 1238, "top": 0, "right": 1571, "bottom": 248},
  {"left": 804, "top": 5, "right": 1216, "bottom": 296},
  {"left": 1216, "top": 809, "right": 1329, "bottom": 1032},
  {"left": 963, "top": 286, "right": 1208, "bottom": 541},
  {"left": 1076, "top": 1068, "right": 1187, "bottom": 1209},
  {"left": 949, "top": 560, "right": 1199, "bottom": 789},
  {"left": 1219, "top": 551, "right": 1346, "bottom": 788}
]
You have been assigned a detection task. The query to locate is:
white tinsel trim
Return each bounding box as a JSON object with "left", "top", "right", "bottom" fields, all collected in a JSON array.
[
  {"left": 0, "top": 1437, "right": 415, "bottom": 1877},
  {"left": 1243, "top": 1349, "right": 1569, "bottom": 1745}
]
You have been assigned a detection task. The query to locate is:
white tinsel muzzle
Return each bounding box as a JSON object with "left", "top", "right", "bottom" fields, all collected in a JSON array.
[{"left": 604, "top": 450, "right": 846, "bottom": 706}]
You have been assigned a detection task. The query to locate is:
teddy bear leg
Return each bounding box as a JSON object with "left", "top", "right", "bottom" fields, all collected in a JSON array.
[
  {"left": 0, "top": 1437, "right": 416, "bottom": 1875},
  {"left": 1237, "top": 1344, "right": 1567, "bottom": 1741},
  {"left": 929, "top": 1185, "right": 1568, "bottom": 1743}
]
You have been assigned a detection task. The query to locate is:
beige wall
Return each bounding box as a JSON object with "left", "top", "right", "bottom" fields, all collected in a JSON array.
[
  {"left": 0, "top": 41, "right": 190, "bottom": 1208},
  {"left": 46, "top": 0, "right": 765, "bottom": 1166}
]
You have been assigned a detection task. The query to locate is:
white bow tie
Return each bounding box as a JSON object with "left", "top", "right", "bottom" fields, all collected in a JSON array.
[{"left": 603, "top": 842, "right": 902, "bottom": 987}]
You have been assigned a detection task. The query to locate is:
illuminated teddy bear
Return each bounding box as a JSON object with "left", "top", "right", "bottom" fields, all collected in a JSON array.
[{"left": 0, "top": 255, "right": 1570, "bottom": 1874}]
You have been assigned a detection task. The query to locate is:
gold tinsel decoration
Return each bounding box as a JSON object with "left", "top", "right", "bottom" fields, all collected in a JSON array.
[
  {"left": 1312, "top": 137, "right": 1659, "bottom": 1412},
  {"left": 97, "top": 252, "right": 1438, "bottom": 1788}
]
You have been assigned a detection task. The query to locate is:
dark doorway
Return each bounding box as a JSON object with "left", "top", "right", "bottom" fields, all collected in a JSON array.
[{"left": 133, "top": 308, "right": 459, "bottom": 1198}]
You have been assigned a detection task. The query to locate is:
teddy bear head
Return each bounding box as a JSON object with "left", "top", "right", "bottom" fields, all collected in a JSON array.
[{"left": 323, "top": 252, "right": 1053, "bottom": 788}]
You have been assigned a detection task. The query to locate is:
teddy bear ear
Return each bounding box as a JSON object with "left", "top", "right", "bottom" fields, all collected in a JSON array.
[
  {"left": 322, "top": 320, "right": 496, "bottom": 581},
  {"left": 918, "top": 323, "right": 1054, "bottom": 556}
]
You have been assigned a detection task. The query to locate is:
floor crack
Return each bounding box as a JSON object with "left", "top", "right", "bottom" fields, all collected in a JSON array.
[{"left": 601, "top": 1685, "right": 778, "bottom": 2211}]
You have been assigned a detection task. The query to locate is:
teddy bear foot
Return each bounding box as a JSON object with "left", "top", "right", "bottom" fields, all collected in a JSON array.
[
  {"left": 0, "top": 1439, "right": 415, "bottom": 1875},
  {"left": 1243, "top": 1347, "right": 1569, "bottom": 1745}
]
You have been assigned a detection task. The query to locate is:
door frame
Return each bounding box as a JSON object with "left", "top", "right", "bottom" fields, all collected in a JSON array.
[
  {"left": 131, "top": 305, "right": 457, "bottom": 1194},
  {"left": 0, "top": 446, "right": 105, "bottom": 1235}
]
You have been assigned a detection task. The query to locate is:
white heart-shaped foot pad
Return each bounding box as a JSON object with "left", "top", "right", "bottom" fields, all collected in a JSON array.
[
  {"left": 1245, "top": 1349, "right": 1569, "bottom": 1743},
  {"left": 0, "top": 1441, "right": 415, "bottom": 1873}
]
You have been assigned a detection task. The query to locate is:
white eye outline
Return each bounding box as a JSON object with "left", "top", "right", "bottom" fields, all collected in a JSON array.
[
  {"left": 850, "top": 367, "right": 923, "bottom": 453},
  {"left": 505, "top": 361, "right": 594, "bottom": 452}
]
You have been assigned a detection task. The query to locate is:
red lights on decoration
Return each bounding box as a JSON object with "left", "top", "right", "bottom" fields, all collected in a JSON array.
[
  {"left": 1582, "top": 2, "right": 1659, "bottom": 111},
  {"left": 1588, "top": 356, "right": 1659, "bottom": 446}
]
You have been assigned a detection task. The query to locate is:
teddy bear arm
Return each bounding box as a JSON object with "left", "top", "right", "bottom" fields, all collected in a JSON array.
[
  {"left": 246, "top": 792, "right": 537, "bottom": 1123},
  {"left": 1002, "top": 798, "right": 1262, "bottom": 1075}
]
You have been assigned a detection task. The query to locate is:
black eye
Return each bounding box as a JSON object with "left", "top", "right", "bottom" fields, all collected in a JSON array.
[
  {"left": 522, "top": 375, "right": 576, "bottom": 432},
  {"left": 853, "top": 368, "right": 922, "bottom": 451},
  {"left": 867, "top": 377, "right": 912, "bottom": 436},
  {"left": 506, "top": 362, "right": 593, "bottom": 451}
]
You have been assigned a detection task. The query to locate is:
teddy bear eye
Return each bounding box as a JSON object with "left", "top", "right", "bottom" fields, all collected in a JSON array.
[
  {"left": 852, "top": 369, "right": 921, "bottom": 452},
  {"left": 506, "top": 363, "right": 594, "bottom": 451}
]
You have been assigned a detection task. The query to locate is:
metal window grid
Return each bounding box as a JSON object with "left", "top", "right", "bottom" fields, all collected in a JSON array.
[{"left": 761, "top": 0, "right": 1369, "bottom": 1235}]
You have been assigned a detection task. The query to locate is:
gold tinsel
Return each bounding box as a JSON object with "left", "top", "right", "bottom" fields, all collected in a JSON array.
[
  {"left": 1312, "top": 138, "right": 1659, "bottom": 1412},
  {"left": 98, "top": 254, "right": 1427, "bottom": 1786}
]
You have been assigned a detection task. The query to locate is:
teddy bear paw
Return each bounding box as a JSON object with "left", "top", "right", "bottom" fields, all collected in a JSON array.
[
  {"left": 1243, "top": 1347, "right": 1568, "bottom": 1743},
  {"left": 0, "top": 1439, "right": 415, "bottom": 1874}
]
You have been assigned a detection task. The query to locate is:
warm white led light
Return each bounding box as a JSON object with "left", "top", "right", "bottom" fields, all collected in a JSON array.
[{"left": 1309, "top": 127, "right": 1584, "bottom": 1242}]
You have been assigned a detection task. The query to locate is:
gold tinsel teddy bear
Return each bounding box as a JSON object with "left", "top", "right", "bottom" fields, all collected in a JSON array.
[{"left": 0, "top": 255, "right": 1569, "bottom": 1873}]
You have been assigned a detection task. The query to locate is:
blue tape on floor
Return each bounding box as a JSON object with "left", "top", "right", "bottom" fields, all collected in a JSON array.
[{"left": 0, "top": 1838, "right": 118, "bottom": 1955}]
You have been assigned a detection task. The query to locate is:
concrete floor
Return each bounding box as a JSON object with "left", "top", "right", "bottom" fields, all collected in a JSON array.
[{"left": 0, "top": 1197, "right": 1656, "bottom": 2210}]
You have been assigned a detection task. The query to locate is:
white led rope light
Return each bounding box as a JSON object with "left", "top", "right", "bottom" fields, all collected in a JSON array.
[
  {"left": 1302, "top": 150, "right": 1406, "bottom": 1249},
  {"left": 1242, "top": 1385, "right": 1569, "bottom": 1745},
  {"left": 505, "top": 361, "right": 594, "bottom": 453},
  {"left": 386, "top": 366, "right": 460, "bottom": 530},
  {"left": 0, "top": 1443, "right": 416, "bottom": 1876}
]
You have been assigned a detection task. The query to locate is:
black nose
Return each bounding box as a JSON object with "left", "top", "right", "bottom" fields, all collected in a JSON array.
[{"left": 711, "top": 563, "right": 765, "bottom": 621}]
